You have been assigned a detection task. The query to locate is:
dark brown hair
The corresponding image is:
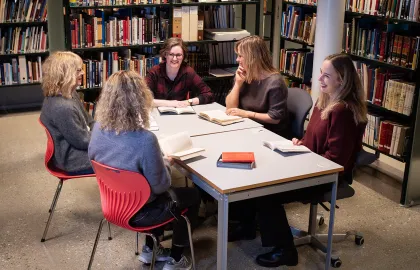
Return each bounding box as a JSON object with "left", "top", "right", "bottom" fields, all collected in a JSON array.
[{"left": 159, "top": 37, "right": 188, "bottom": 62}]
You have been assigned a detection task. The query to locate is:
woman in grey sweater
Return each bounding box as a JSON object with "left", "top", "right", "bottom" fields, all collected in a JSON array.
[
  {"left": 40, "top": 51, "right": 94, "bottom": 175},
  {"left": 88, "top": 70, "right": 200, "bottom": 270}
]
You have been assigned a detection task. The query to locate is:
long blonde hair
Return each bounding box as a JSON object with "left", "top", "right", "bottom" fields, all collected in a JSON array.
[
  {"left": 234, "top": 35, "right": 278, "bottom": 83},
  {"left": 317, "top": 53, "right": 368, "bottom": 125},
  {"left": 42, "top": 51, "right": 82, "bottom": 98},
  {"left": 95, "top": 70, "right": 154, "bottom": 133}
]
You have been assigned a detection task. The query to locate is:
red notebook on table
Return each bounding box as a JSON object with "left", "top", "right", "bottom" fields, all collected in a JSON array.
[{"left": 221, "top": 152, "right": 255, "bottom": 163}]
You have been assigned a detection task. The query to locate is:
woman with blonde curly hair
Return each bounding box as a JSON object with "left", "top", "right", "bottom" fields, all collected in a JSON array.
[
  {"left": 39, "top": 51, "right": 94, "bottom": 175},
  {"left": 88, "top": 70, "right": 200, "bottom": 270}
]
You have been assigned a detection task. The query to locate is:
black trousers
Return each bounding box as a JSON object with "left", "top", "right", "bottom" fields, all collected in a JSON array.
[
  {"left": 230, "top": 183, "right": 333, "bottom": 248},
  {"left": 129, "top": 187, "right": 201, "bottom": 247}
]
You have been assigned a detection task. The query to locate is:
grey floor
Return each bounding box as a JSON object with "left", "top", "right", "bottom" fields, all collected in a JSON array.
[{"left": 1, "top": 111, "right": 420, "bottom": 270}]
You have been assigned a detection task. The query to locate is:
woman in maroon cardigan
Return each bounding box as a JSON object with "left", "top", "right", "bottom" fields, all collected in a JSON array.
[
  {"left": 145, "top": 37, "right": 213, "bottom": 107},
  {"left": 230, "top": 54, "right": 368, "bottom": 268}
]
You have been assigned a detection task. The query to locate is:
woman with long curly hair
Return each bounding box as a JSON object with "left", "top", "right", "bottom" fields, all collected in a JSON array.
[
  {"left": 39, "top": 51, "right": 94, "bottom": 175},
  {"left": 88, "top": 70, "right": 200, "bottom": 270}
]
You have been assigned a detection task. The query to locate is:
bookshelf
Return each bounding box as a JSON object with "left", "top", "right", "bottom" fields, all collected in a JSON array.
[
  {"left": 280, "top": 0, "right": 420, "bottom": 206},
  {"left": 62, "top": 0, "right": 271, "bottom": 105},
  {"left": 0, "top": 0, "right": 49, "bottom": 111}
]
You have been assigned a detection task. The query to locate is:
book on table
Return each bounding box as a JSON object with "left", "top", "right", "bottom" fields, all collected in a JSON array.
[
  {"left": 158, "top": 106, "right": 196, "bottom": 115},
  {"left": 263, "top": 140, "right": 311, "bottom": 153},
  {"left": 159, "top": 132, "right": 205, "bottom": 161},
  {"left": 198, "top": 110, "right": 244, "bottom": 126},
  {"left": 216, "top": 152, "right": 255, "bottom": 169}
]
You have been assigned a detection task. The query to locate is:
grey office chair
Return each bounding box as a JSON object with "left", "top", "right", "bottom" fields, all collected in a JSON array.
[
  {"left": 287, "top": 87, "right": 313, "bottom": 139},
  {"left": 292, "top": 149, "right": 378, "bottom": 268}
]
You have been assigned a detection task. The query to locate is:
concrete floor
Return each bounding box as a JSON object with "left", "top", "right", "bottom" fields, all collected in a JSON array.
[{"left": 1, "top": 111, "right": 420, "bottom": 270}]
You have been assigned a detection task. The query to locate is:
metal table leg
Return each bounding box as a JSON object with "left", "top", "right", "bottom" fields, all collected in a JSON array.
[
  {"left": 217, "top": 194, "right": 229, "bottom": 270},
  {"left": 325, "top": 176, "right": 338, "bottom": 270}
]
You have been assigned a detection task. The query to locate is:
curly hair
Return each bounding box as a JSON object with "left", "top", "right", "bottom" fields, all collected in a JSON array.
[
  {"left": 159, "top": 37, "right": 188, "bottom": 62},
  {"left": 41, "top": 51, "right": 83, "bottom": 98},
  {"left": 95, "top": 70, "right": 154, "bottom": 133},
  {"left": 234, "top": 35, "right": 278, "bottom": 83},
  {"left": 317, "top": 53, "right": 368, "bottom": 125}
]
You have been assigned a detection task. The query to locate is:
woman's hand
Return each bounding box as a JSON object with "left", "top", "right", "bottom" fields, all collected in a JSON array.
[
  {"left": 235, "top": 66, "right": 246, "bottom": 86},
  {"left": 226, "top": 108, "right": 249, "bottom": 118},
  {"left": 292, "top": 138, "right": 303, "bottom": 145},
  {"left": 172, "top": 100, "right": 189, "bottom": 108}
]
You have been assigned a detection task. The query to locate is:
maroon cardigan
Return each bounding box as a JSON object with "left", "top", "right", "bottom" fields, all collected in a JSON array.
[
  {"left": 145, "top": 62, "right": 214, "bottom": 104},
  {"left": 302, "top": 103, "right": 366, "bottom": 176}
]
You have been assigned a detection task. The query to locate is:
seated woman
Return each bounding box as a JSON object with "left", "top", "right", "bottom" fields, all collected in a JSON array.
[
  {"left": 249, "top": 53, "right": 368, "bottom": 267},
  {"left": 88, "top": 70, "right": 200, "bottom": 270},
  {"left": 146, "top": 37, "right": 214, "bottom": 107},
  {"left": 225, "top": 35, "right": 289, "bottom": 138},
  {"left": 40, "top": 51, "right": 94, "bottom": 175}
]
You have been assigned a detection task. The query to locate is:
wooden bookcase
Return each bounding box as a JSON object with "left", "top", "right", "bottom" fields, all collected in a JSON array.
[{"left": 279, "top": 0, "right": 420, "bottom": 206}]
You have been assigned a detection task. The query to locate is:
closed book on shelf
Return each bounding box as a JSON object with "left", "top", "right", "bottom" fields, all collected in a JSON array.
[
  {"left": 173, "top": 8, "right": 182, "bottom": 38},
  {"left": 216, "top": 155, "right": 255, "bottom": 170},
  {"left": 181, "top": 6, "right": 190, "bottom": 41}
]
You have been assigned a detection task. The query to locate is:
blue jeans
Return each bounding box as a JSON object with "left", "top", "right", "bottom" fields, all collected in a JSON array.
[{"left": 67, "top": 167, "right": 94, "bottom": 176}]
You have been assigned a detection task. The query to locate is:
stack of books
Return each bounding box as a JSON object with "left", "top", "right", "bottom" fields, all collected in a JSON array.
[{"left": 217, "top": 152, "right": 255, "bottom": 170}]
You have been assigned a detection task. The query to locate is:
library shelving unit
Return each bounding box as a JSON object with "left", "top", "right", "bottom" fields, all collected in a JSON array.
[
  {"left": 61, "top": 0, "right": 270, "bottom": 105},
  {"left": 279, "top": 0, "right": 420, "bottom": 206},
  {"left": 279, "top": 1, "right": 316, "bottom": 92},
  {"left": 0, "top": 0, "right": 49, "bottom": 111}
]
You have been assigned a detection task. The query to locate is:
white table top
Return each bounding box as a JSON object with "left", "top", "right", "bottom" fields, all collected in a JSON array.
[
  {"left": 151, "top": 102, "right": 263, "bottom": 138},
  {"left": 175, "top": 128, "right": 343, "bottom": 194}
]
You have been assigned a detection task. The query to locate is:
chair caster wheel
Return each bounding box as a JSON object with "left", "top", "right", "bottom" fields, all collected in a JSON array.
[
  {"left": 355, "top": 235, "right": 364, "bottom": 246},
  {"left": 316, "top": 214, "right": 325, "bottom": 226},
  {"left": 331, "top": 257, "right": 342, "bottom": 268}
]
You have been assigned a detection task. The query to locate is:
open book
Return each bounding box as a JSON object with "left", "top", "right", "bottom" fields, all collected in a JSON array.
[
  {"left": 198, "top": 110, "right": 244, "bottom": 126},
  {"left": 159, "top": 132, "right": 205, "bottom": 161},
  {"left": 158, "top": 106, "right": 195, "bottom": 115},
  {"left": 263, "top": 140, "right": 311, "bottom": 153}
]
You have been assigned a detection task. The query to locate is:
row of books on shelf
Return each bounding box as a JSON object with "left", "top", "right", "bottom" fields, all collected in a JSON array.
[
  {"left": 0, "top": 26, "right": 47, "bottom": 55},
  {"left": 364, "top": 113, "right": 409, "bottom": 157},
  {"left": 70, "top": 10, "right": 170, "bottom": 48},
  {"left": 356, "top": 61, "right": 415, "bottom": 115},
  {"left": 346, "top": 0, "right": 420, "bottom": 22},
  {"left": 285, "top": 0, "right": 317, "bottom": 5},
  {"left": 0, "top": 55, "right": 42, "bottom": 85},
  {"left": 207, "top": 42, "right": 236, "bottom": 66},
  {"left": 281, "top": 6, "right": 316, "bottom": 45},
  {"left": 70, "top": 0, "right": 170, "bottom": 6},
  {"left": 279, "top": 49, "right": 313, "bottom": 83},
  {"left": 0, "top": 0, "right": 47, "bottom": 23},
  {"left": 78, "top": 50, "right": 210, "bottom": 89},
  {"left": 342, "top": 18, "right": 420, "bottom": 69}
]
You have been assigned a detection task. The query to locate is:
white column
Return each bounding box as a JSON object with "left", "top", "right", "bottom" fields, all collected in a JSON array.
[{"left": 310, "top": 0, "right": 346, "bottom": 106}]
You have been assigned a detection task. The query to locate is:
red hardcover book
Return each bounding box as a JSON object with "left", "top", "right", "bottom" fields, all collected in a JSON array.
[{"left": 221, "top": 152, "right": 255, "bottom": 163}]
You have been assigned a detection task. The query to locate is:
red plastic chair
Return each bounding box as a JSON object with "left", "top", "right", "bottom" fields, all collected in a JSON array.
[
  {"left": 38, "top": 118, "right": 96, "bottom": 242},
  {"left": 88, "top": 160, "right": 196, "bottom": 270}
]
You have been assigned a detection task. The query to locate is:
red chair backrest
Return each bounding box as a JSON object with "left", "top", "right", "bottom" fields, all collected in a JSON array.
[
  {"left": 38, "top": 118, "right": 55, "bottom": 169},
  {"left": 91, "top": 160, "right": 152, "bottom": 230}
]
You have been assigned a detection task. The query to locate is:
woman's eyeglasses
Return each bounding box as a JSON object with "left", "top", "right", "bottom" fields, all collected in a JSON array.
[{"left": 168, "top": 53, "right": 183, "bottom": 59}]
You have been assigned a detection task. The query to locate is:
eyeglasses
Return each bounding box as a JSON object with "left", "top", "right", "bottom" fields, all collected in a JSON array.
[{"left": 167, "top": 53, "right": 183, "bottom": 59}]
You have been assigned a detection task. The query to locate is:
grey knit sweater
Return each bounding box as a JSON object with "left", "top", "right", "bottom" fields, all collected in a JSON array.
[
  {"left": 40, "top": 91, "right": 94, "bottom": 172},
  {"left": 88, "top": 123, "right": 171, "bottom": 201}
]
